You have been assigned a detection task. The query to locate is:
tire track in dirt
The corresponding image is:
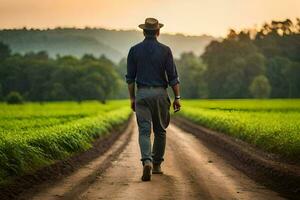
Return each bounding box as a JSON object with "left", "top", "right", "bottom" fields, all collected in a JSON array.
[
  {"left": 78, "top": 121, "right": 284, "bottom": 200},
  {"left": 78, "top": 123, "right": 178, "bottom": 200}
]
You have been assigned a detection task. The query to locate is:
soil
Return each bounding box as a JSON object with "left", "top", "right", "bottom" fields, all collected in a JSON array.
[
  {"left": 2, "top": 116, "right": 299, "bottom": 200},
  {"left": 172, "top": 116, "right": 300, "bottom": 199}
]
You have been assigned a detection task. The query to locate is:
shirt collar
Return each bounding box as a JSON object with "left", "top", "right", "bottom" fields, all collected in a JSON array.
[{"left": 144, "top": 36, "right": 158, "bottom": 41}]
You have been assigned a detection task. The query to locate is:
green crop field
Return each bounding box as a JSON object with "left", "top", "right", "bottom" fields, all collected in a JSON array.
[
  {"left": 0, "top": 100, "right": 131, "bottom": 185},
  {"left": 1, "top": 99, "right": 299, "bottom": 187},
  {"left": 178, "top": 99, "right": 300, "bottom": 160}
]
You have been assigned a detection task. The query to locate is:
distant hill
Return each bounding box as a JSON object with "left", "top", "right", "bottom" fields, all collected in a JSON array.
[{"left": 0, "top": 28, "right": 216, "bottom": 62}]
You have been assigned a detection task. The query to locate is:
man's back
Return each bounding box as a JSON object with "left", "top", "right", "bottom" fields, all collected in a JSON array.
[{"left": 126, "top": 37, "right": 178, "bottom": 88}]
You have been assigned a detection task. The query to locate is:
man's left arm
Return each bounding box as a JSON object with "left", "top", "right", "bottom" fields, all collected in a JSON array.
[{"left": 126, "top": 48, "right": 137, "bottom": 111}]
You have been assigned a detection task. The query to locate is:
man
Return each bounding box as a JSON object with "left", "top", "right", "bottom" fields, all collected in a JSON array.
[{"left": 126, "top": 18, "right": 181, "bottom": 181}]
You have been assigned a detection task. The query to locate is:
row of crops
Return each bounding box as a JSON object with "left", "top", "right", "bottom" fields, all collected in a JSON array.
[
  {"left": 178, "top": 99, "right": 300, "bottom": 160},
  {"left": 0, "top": 100, "right": 131, "bottom": 185}
]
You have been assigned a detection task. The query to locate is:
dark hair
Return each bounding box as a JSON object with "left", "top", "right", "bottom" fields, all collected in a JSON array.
[{"left": 143, "top": 29, "right": 159, "bottom": 37}]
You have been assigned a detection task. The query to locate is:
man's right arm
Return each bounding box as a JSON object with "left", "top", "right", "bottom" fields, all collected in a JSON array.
[{"left": 165, "top": 47, "right": 181, "bottom": 112}]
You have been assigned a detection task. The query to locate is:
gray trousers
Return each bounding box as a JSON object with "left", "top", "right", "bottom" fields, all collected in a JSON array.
[{"left": 135, "top": 88, "right": 171, "bottom": 165}]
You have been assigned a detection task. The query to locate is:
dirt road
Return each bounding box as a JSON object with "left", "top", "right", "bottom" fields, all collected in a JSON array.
[{"left": 29, "top": 120, "right": 285, "bottom": 200}]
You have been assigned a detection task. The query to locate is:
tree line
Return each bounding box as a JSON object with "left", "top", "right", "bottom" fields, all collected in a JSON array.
[
  {"left": 1, "top": 18, "right": 299, "bottom": 102},
  {"left": 0, "top": 42, "right": 121, "bottom": 103},
  {"left": 177, "top": 19, "right": 300, "bottom": 99}
]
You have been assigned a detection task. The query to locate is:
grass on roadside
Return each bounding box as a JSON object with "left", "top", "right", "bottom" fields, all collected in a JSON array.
[
  {"left": 0, "top": 100, "right": 131, "bottom": 185},
  {"left": 178, "top": 99, "right": 300, "bottom": 160}
]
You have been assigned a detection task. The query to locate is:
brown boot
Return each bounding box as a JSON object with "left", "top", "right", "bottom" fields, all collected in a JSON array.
[
  {"left": 152, "top": 164, "right": 163, "bottom": 174},
  {"left": 141, "top": 162, "right": 152, "bottom": 181}
]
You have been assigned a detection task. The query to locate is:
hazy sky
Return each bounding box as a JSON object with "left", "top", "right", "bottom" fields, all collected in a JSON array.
[{"left": 0, "top": 0, "right": 299, "bottom": 37}]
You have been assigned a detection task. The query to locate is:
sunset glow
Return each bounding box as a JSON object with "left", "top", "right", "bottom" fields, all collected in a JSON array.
[{"left": 0, "top": 0, "right": 299, "bottom": 37}]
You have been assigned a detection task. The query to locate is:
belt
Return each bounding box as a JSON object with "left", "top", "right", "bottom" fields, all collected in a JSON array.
[{"left": 137, "top": 85, "right": 166, "bottom": 89}]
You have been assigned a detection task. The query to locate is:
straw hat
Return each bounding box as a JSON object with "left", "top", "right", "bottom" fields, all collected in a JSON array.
[{"left": 138, "top": 18, "right": 164, "bottom": 30}]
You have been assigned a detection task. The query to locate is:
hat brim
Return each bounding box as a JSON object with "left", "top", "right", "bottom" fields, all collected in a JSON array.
[{"left": 138, "top": 23, "right": 164, "bottom": 30}]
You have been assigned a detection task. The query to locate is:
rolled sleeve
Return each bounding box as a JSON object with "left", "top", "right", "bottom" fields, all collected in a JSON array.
[
  {"left": 165, "top": 47, "right": 179, "bottom": 86},
  {"left": 125, "top": 47, "right": 137, "bottom": 84}
]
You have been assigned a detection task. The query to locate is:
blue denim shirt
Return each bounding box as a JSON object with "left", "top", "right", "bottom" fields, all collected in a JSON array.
[{"left": 126, "top": 37, "right": 179, "bottom": 88}]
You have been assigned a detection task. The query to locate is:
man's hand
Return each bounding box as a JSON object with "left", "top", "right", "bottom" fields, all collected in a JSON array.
[
  {"left": 173, "top": 99, "right": 181, "bottom": 112},
  {"left": 128, "top": 83, "right": 136, "bottom": 112},
  {"left": 130, "top": 98, "right": 136, "bottom": 112},
  {"left": 171, "top": 83, "right": 181, "bottom": 112}
]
